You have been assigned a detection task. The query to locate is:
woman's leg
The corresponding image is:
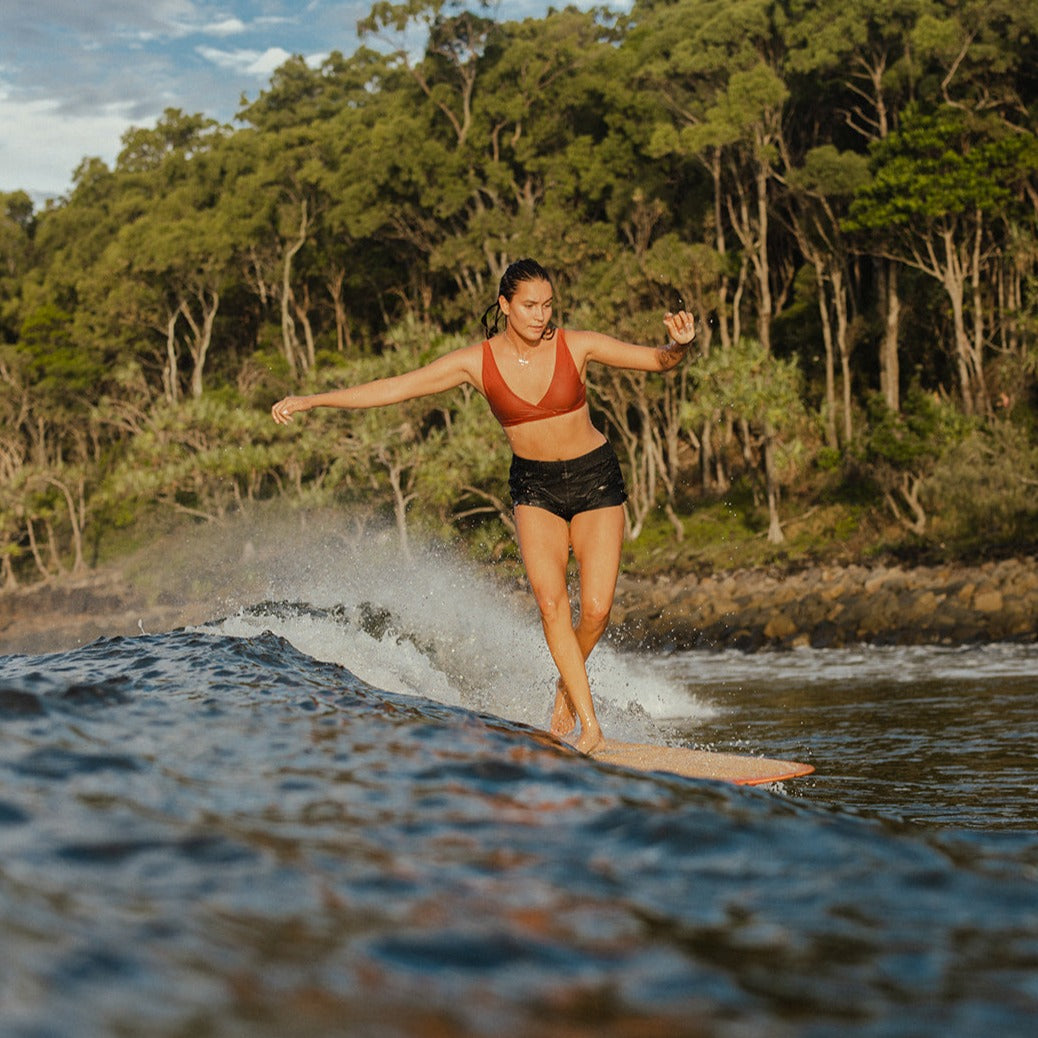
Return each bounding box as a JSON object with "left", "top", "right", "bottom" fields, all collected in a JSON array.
[
  {"left": 551, "top": 504, "right": 626, "bottom": 735},
  {"left": 514, "top": 504, "right": 605, "bottom": 754}
]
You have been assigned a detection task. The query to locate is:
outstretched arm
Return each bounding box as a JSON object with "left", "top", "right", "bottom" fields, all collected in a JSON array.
[
  {"left": 271, "top": 345, "right": 479, "bottom": 425},
  {"left": 572, "top": 309, "right": 696, "bottom": 374}
]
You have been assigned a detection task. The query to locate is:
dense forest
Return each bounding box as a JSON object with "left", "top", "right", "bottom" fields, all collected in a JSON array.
[{"left": 2, "top": 0, "right": 1037, "bottom": 588}]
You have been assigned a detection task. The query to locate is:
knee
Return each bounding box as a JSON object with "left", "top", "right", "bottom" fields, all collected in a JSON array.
[
  {"left": 581, "top": 596, "right": 613, "bottom": 634},
  {"left": 534, "top": 589, "right": 571, "bottom": 629}
]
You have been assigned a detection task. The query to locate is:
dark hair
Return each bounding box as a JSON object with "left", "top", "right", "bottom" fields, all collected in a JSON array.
[{"left": 480, "top": 258, "right": 556, "bottom": 337}]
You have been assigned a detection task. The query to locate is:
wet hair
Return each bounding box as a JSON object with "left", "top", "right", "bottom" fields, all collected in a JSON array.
[{"left": 480, "top": 258, "right": 556, "bottom": 338}]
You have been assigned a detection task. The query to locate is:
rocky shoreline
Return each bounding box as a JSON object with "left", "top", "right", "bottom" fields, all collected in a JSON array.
[
  {"left": 2, "top": 555, "right": 1036, "bottom": 658},
  {"left": 609, "top": 555, "right": 1038, "bottom": 651},
  {"left": 0, "top": 579, "right": 211, "bottom": 656}
]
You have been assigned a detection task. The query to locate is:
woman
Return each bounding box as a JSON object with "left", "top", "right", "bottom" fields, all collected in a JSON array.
[{"left": 272, "top": 259, "right": 695, "bottom": 754}]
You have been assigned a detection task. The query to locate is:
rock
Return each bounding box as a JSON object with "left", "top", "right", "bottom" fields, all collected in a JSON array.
[
  {"left": 905, "top": 591, "right": 939, "bottom": 622},
  {"left": 764, "top": 613, "right": 798, "bottom": 641},
  {"left": 954, "top": 582, "right": 976, "bottom": 602},
  {"left": 973, "top": 590, "right": 1003, "bottom": 613}
]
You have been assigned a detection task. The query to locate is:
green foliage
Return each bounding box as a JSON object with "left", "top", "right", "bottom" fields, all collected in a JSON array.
[
  {"left": 2, "top": 0, "right": 1038, "bottom": 582},
  {"left": 684, "top": 338, "right": 804, "bottom": 432},
  {"left": 17, "top": 303, "right": 107, "bottom": 403},
  {"left": 846, "top": 106, "right": 1034, "bottom": 234},
  {"left": 99, "top": 395, "right": 305, "bottom": 522},
  {"left": 924, "top": 421, "right": 1038, "bottom": 551},
  {"left": 852, "top": 387, "right": 975, "bottom": 536},
  {"left": 861, "top": 386, "right": 972, "bottom": 469}
]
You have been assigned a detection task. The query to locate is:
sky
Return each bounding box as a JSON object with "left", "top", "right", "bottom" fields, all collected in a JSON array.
[{"left": 0, "top": 0, "right": 567, "bottom": 203}]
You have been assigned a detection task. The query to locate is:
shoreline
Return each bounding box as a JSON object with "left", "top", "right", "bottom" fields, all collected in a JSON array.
[
  {"left": 609, "top": 555, "right": 1038, "bottom": 651},
  {"left": 2, "top": 554, "right": 1035, "bottom": 657}
]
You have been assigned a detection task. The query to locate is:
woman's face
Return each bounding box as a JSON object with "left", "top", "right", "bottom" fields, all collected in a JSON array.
[{"left": 501, "top": 278, "right": 553, "bottom": 340}]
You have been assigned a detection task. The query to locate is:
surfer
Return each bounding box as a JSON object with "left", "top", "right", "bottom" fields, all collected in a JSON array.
[{"left": 272, "top": 259, "right": 695, "bottom": 754}]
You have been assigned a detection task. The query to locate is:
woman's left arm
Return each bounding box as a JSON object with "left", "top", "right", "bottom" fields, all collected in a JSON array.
[{"left": 574, "top": 310, "right": 696, "bottom": 373}]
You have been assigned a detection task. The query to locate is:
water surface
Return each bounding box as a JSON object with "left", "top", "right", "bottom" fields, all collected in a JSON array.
[{"left": 1, "top": 543, "right": 1036, "bottom": 1037}]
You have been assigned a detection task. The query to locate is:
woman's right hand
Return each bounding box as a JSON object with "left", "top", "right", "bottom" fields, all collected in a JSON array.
[{"left": 271, "top": 395, "right": 307, "bottom": 425}]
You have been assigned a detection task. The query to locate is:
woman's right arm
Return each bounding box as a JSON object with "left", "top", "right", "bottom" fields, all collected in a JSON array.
[{"left": 272, "top": 345, "right": 479, "bottom": 425}]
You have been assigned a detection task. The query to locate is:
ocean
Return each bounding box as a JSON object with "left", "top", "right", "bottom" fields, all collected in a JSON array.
[{"left": 1, "top": 533, "right": 1036, "bottom": 1037}]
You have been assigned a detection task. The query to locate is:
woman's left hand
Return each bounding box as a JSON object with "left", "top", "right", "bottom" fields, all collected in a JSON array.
[{"left": 663, "top": 309, "right": 696, "bottom": 346}]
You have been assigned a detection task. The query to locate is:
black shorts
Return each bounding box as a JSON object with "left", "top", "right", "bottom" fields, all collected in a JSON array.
[{"left": 508, "top": 441, "right": 628, "bottom": 522}]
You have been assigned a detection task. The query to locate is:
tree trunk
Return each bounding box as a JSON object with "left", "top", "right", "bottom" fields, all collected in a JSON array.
[
  {"left": 187, "top": 289, "right": 220, "bottom": 400},
  {"left": 1, "top": 552, "right": 17, "bottom": 590},
  {"left": 25, "top": 516, "right": 51, "bottom": 580},
  {"left": 815, "top": 266, "right": 839, "bottom": 449},
  {"left": 941, "top": 229, "right": 975, "bottom": 416},
  {"left": 292, "top": 284, "right": 317, "bottom": 373},
  {"left": 754, "top": 162, "right": 773, "bottom": 353},
  {"left": 327, "top": 267, "right": 351, "bottom": 352},
  {"left": 832, "top": 265, "right": 853, "bottom": 444},
  {"left": 280, "top": 201, "right": 310, "bottom": 376},
  {"left": 969, "top": 210, "right": 991, "bottom": 416},
  {"left": 164, "top": 309, "right": 180, "bottom": 404},
  {"left": 762, "top": 428, "right": 784, "bottom": 544},
  {"left": 45, "top": 476, "right": 86, "bottom": 574},
  {"left": 699, "top": 419, "right": 715, "bottom": 494},
  {"left": 709, "top": 148, "right": 733, "bottom": 351},
  {"left": 878, "top": 259, "right": 901, "bottom": 412}
]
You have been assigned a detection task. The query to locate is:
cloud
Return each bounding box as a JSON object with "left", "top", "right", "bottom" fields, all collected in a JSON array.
[
  {"left": 0, "top": 80, "right": 135, "bottom": 197},
  {"left": 201, "top": 18, "right": 247, "bottom": 38},
  {"left": 2, "top": 0, "right": 581, "bottom": 197},
  {"left": 195, "top": 45, "right": 293, "bottom": 77},
  {"left": 6, "top": 1, "right": 202, "bottom": 43}
]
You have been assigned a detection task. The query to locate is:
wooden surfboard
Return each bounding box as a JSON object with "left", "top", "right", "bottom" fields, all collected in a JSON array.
[{"left": 590, "top": 739, "right": 814, "bottom": 786}]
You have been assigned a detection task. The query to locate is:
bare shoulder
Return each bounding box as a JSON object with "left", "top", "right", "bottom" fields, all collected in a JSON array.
[
  {"left": 425, "top": 339, "right": 484, "bottom": 380},
  {"left": 450, "top": 340, "right": 486, "bottom": 382},
  {"left": 558, "top": 328, "right": 602, "bottom": 363}
]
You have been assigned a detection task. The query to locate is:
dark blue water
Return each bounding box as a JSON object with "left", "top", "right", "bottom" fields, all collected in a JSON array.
[{"left": 2, "top": 549, "right": 1037, "bottom": 1036}]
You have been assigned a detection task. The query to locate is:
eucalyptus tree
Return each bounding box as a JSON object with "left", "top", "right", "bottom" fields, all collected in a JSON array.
[
  {"left": 684, "top": 338, "right": 805, "bottom": 543},
  {"left": 847, "top": 108, "right": 1036, "bottom": 415},
  {"left": 0, "top": 192, "right": 36, "bottom": 581},
  {"left": 317, "top": 47, "right": 430, "bottom": 348},
  {"left": 629, "top": 0, "right": 800, "bottom": 506},
  {"left": 9, "top": 152, "right": 141, "bottom": 574},
  {"left": 909, "top": 0, "right": 1038, "bottom": 406},
  {"left": 635, "top": 0, "right": 793, "bottom": 353},
  {"left": 784, "top": 146, "right": 871, "bottom": 446},
  {"left": 3, "top": 156, "right": 139, "bottom": 579},
  {"left": 358, "top": 2, "right": 625, "bottom": 321},
  {"left": 97, "top": 111, "right": 234, "bottom": 401},
  {"left": 785, "top": 0, "right": 938, "bottom": 412},
  {"left": 0, "top": 191, "right": 34, "bottom": 343},
  {"left": 356, "top": 0, "right": 498, "bottom": 319},
  {"left": 225, "top": 125, "right": 331, "bottom": 377}
]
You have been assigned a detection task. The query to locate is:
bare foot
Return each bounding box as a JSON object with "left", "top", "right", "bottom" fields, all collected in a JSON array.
[
  {"left": 550, "top": 677, "right": 577, "bottom": 738},
  {"left": 575, "top": 727, "right": 605, "bottom": 756}
]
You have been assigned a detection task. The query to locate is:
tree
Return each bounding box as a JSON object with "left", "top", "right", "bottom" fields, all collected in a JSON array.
[
  {"left": 684, "top": 338, "right": 805, "bottom": 543},
  {"left": 847, "top": 107, "right": 1036, "bottom": 415},
  {"left": 785, "top": 145, "right": 871, "bottom": 446},
  {"left": 638, "top": 0, "right": 792, "bottom": 352},
  {"left": 786, "top": 0, "right": 938, "bottom": 413},
  {"left": 860, "top": 386, "right": 971, "bottom": 534},
  {"left": 0, "top": 191, "right": 35, "bottom": 344}
]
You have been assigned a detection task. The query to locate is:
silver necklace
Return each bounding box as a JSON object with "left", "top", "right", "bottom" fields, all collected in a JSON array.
[{"left": 507, "top": 331, "right": 534, "bottom": 366}]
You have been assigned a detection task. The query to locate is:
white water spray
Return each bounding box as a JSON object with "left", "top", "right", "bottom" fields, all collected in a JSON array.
[{"left": 150, "top": 509, "right": 713, "bottom": 740}]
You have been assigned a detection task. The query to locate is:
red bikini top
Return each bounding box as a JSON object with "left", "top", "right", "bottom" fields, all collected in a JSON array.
[{"left": 481, "top": 329, "right": 587, "bottom": 428}]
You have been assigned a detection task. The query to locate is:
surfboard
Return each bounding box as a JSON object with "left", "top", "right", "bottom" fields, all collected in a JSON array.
[{"left": 589, "top": 739, "right": 814, "bottom": 786}]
